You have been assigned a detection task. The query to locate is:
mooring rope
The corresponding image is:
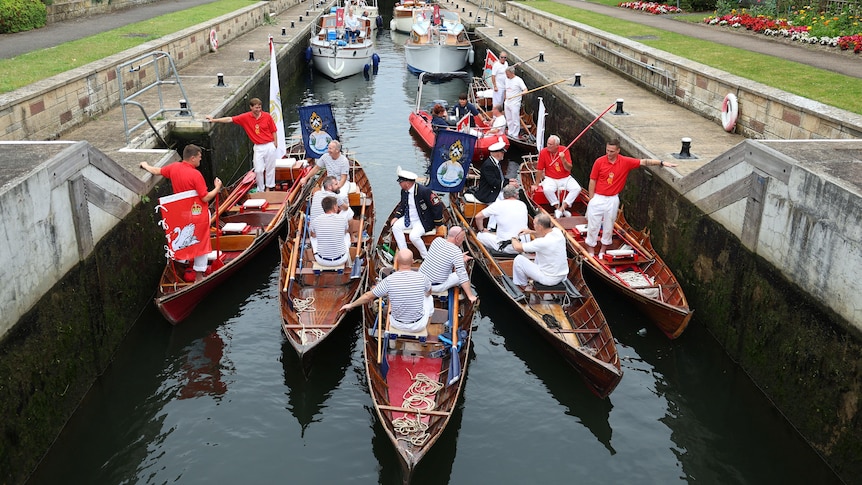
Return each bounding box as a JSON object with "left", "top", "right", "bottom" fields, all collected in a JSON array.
[
  {"left": 392, "top": 369, "right": 444, "bottom": 446},
  {"left": 300, "top": 328, "right": 326, "bottom": 345},
  {"left": 293, "top": 297, "right": 316, "bottom": 313}
]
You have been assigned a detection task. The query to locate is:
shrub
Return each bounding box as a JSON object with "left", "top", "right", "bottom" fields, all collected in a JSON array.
[{"left": 0, "top": 0, "right": 47, "bottom": 33}]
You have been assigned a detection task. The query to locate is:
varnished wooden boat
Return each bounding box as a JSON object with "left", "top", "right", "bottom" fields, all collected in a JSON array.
[
  {"left": 450, "top": 194, "right": 622, "bottom": 398},
  {"left": 279, "top": 158, "right": 374, "bottom": 360},
  {"left": 362, "top": 204, "right": 476, "bottom": 482},
  {"left": 154, "top": 162, "right": 314, "bottom": 324},
  {"left": 520, "top": 155, "right": 692, "bottom": 338},
  {"left": 467, "top": 76, "right": 538, "bottom": 155}
]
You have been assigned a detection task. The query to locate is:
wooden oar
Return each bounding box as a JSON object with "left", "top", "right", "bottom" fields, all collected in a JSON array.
[
  {"left": 376, "top": 297, "right": 384, "bottom": 364},
  {"left": 506, "top": 78, "right": 572, "bottom": 102},
  {"left": 350, "top": 193, "right": 367, "bottom": 279},
  {"left": 282, "top": 211, "right": 305, "bottom": 300},
  {"left": 448, "top": 286, "right": 461, "bottom": 386},
  {"left": 211, "top": 170, "right": 255, "bottom": 224},
  {"left": 509, "top": 53, "right": 542, "bottom": 68}
]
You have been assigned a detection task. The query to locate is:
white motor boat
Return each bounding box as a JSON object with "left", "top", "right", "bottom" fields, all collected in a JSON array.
[
  {"left": 344, "top": 0, "right": 382, "bottom": 31},
  {"left": 310, "top": 8, "right": 375, "bottom": 81},
  {"left": 391, "top": 0, "right": 430, "bottom": 34},
  {"left": 404, "top": 8, "right": 473, "bottom": 74}
]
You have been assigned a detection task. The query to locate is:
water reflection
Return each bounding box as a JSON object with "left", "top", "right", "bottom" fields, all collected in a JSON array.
[
  {"left": 282, "top": 322, "right": 356, "bottom": 436},
  {"left": 475, "top": 274, "right": 616, "bottom": 454}
]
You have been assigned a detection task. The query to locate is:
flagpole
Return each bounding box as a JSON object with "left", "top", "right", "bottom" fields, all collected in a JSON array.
[
  {"left": 269, "top": 36, "right": 287, "bottom": 161},
  {"left": 564, "top": 101, "right": 617, "bottom": 152}
]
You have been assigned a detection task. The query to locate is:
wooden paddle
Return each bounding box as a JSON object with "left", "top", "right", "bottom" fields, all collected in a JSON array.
[
  {"left": 283, "top": 211, "right": 305, "bottom": 302},
  {"left": 376, "top": 297, "right": 384, "bottom": 364},
  {"left": 506, "top": 78, "right": 572, "bottom": 102},
  {"left": 448, "top": 286, "right": 461, "bottom": 386},
  {"left": 350, "top": 193, "right": 367, "bottom": 279}
]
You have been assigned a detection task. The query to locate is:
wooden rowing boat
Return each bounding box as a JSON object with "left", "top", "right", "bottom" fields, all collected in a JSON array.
[
  {"left": 279, "top": 158, "right": 375, "bottom": 361},
  {"left": 467, "top": 76, "right": 538, "bottom": 155},
  {"left": 362, "top": 203, "right": 476, "bottom": 482},
  {"left": 519, "top": 155, "right": 692, "bottom": 338},
  {"left": 154, "top": 161, "right": 314, "bottom": 324},
  {"left": 450, "top": 193, "right": 622, "bottom": 398}
]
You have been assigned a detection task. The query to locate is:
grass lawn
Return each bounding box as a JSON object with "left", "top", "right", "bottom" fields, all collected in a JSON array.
[
  {"left": 525, "top": 0, "right": 862, "bottom": 115},
  {"left": 0, "top": 0, "right": 256, "bottom": 93}
]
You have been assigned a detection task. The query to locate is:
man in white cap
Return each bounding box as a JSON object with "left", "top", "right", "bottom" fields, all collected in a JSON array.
[
  {"left": 391, "top": 166, "right": 445, "bottom": 259},
  {"left": 533, "top": 134, "right": 580, "bottom": 218},
  {"left": 471, "top": 140, "right": 517, "bottom": 204}
]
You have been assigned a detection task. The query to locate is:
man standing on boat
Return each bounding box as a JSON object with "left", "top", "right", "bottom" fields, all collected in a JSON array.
[
  {"left": 490, "top": 51, "right": 509, "bottom": 108},
  {"left": 342, "top": 249, "right": 433, "bottom": 333},
  {"left": 504, "top": 67, "right": 527, "bottom": 139},
  {"left": 206, "top": 98, "right": 278, "bottom": 193},
  {"left": 509, "top": 213, "right": 568, "bottom": 289},
  {"left": 451, "top": 92, "right": 480, "bottom": 127},
  {"left": 585, "top": 139, "right": 677, "bottom": 258},
  {"left": 140, "top": 144, "right": 223, "bottom": 282},
  {"left": 391, "top": 167, "right": 445, "bottom": 259},
  {"left": 475, "top": 185, "right": 528, "bottom": 255},
  {"left": 419, "top": 226, "right": 478, "bottom": 303},
  {"left": 534, "top": 135, "right": 580, "bottom": 219},
  {"left": 309, "top": 196, "right": 352, "bottom": 268},
  {"left": 302, "top": 140, "right": 351, "bottom": 197}
]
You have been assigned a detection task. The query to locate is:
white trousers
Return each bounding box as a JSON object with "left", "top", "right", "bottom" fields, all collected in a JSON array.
[
  {"left": 391, "top": 217, "right": 428, "bottom": 258},
  {"left": 585, "top": 194, "right": 620, "bottom": 248},
  {"left": 390, "top": 295, "right": 434, "bottom": 333},
  {"left": 192, "top": 254, "right": 208, "bottom": 272},
  {"left": 310, "top": 233, "right": 352, "bottom": 266},
  {"left": 541, "top": 176, "right": 581, "bottom": 208},
  {"left": 512, "top": 254, "right": 565, "bottom": 287},
  {"left": 477, "top": 231, "right": 518, "bottom": 254},
  {"left": 253, "top": 143, "right": 277, "bottom": 191},
  {"left": 504, "top": 100, "right": 521, "bottom": 138},
  {"left": 430, "top": 272, "right": 461, "bottom": 293}
]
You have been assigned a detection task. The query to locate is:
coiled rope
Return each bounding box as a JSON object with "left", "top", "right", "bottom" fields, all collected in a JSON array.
[
  {"left": 292, "top": 297, "right": 323, "bottom": 345},
  {"left": 393, "top": 369, "right": 444, "bottom": 446}
]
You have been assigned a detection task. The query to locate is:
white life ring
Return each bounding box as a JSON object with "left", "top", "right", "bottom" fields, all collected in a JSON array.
[
  {"left": 721, "top": 93, "right": 738, "bottom": 132},
  {"left": 209, "top": 28, "right": 219, "bottom": 52}
]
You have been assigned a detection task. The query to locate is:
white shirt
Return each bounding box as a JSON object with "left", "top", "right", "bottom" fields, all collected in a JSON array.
[
  {"left": 480, "top": 199, "right": 528, "bottom": 241},
  {"left": 492, "top": 60, "right": 508, "bottom": 90},
  {"left": 521, "top": 227, "right": 568, "bottom": 278},
  {"left": 505, "top": 75, "right": 527, "bottom": 102}
]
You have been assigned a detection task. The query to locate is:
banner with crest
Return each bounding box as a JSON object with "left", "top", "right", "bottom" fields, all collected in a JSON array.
[
  {"left": 428, "top": 130, "right": 477, "bottom": 193},
  {"left": 297, "top": 103, "right": 339, "bottom": 159},
  {"left": 157, "top": 190, "right": 212, "bottom": 262}
]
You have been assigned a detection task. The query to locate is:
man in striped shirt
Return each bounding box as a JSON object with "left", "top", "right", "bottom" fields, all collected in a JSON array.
[
  {"left": 309, "top": 196, "right": 351, "bottom": 267},
  {"left": 419, "top": 227, "right": 478, "bottom": 303},
  {"left": 342, "top": 250, "right": 433, "bottom": 333},
  {"left": 309, "top": 176, "right": 353, "bottom": 222},
  {"left": 301, "top": 140, "right": 350, "bottom": 197}
]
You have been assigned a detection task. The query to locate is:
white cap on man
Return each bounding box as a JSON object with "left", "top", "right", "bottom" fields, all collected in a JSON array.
[
  {"left": 396, "top": 166, "right": 418, "bottom": 182},
  {"left": 489, "top": 140, "right": 507, "bottom": 152}
]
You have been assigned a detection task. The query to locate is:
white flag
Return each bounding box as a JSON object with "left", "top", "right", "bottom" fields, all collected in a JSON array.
[
  {"left": 536, "top": 97, "right": 546, "bottom": 152},
  {"left": 269, "top": 36, "right": 287, "bottom": 160}
]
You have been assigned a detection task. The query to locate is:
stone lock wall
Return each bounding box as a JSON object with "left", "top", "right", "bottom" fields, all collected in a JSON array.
[{"left": 47, "top": 0, "right": 159, "bottom": 23}]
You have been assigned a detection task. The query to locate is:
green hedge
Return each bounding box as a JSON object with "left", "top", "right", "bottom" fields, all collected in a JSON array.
[{"left": 0, "top": 0, "right": 47, "bottom": 34}]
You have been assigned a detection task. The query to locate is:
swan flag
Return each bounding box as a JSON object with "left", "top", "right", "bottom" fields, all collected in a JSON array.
[
  {"left": 157, "top": 190, "right": 212, "bottom": 262},
  {"left": 536, "top": 97, "right": 546, "bottom": 152},
  {"left": 428, "top": 129, "right": 477, "bottom": 193},
  {"left": 269, "top": 36, "right": 287, "bottom": 161}
]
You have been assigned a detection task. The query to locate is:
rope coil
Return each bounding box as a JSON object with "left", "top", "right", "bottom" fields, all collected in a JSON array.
[{"left": 392, "top": 370, "right": 444, "bottom": 446}]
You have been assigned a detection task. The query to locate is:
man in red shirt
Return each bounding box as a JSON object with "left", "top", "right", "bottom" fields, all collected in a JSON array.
[
  {"left": 141, "top": 144, "right": 223, "bottom": 280},
  {"left": 585, "top": 139, "right": 677, "bottom": 257},
  {"left": 533, "top": 134, "right": 581, "bottom": 218},
  {"left": 206, "top": 98, "right": 278, "bottom": 193}
]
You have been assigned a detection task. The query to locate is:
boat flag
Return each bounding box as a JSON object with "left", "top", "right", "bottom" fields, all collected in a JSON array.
[
  {"left": 432, "top": 4, "right": 441, "bottom": 25},
  {"left": 536, "top": 97, "right": 546, "bottom": 152},
  {"left": 428, "top": 129, "right": 477, "bottom": 193},
  {"left": 483, "top": 49, "right": 498, "bottom": 83},
  {"left": 336, "top": 7, "right": 344, "bottom": 27},
  {"left": 156, "top": 189, "right": 212, "bottom": 262},
  {"left": 297, "top": 103, "right": 338, "bottom": 159},
  {"left": 455, "top": 114, "right": 471, "bottom": 133},
  {"left": 269, "top": 36, "right": 287, "bottom": 161}
]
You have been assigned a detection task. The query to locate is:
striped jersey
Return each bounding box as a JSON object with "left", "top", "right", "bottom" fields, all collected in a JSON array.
[
  {"left": 372, "top": 270, "right": 431, "bottom": 323},
  {"left": 310, "top": 213, "right": 348, "bottom": 259},
  {"left": 419, "top": 238, "right": 469, "bottom": 285}
]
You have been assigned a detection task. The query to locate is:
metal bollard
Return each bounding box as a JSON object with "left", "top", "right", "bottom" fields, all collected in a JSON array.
[
  {"left": 291, "top": 20, "right": 295, "bottom": 28},
  {"left": 674, "top": 137, "right": 696, "bottom": 159},
  {"left": 538, "top": 51, "right": 544, "bottom": 62},
  {"left": 216, "top": 73, "right": 226, "bottom": 87},
  {"left": 248, "top": 50, "right": 255, "bottom": 61},
  {"left": 572, "top": 73, "right": 583, "bottom": 87},
  {"left": 513, "top": 37, "right": 519, "bottom": 47},
  {"left": 498, "top": 29, "right": 503, "bottom": 37},
  {"left": 282, "top": 27, "right": 287, "bottom": 36},
  {"left": 613, "top": 99, "right": 626, "bottom": 115},
  {"left": 178, "top": 99, "right": 190, "bottom": 116}
]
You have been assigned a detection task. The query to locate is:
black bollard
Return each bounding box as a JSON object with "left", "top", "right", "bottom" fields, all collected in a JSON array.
[
  {"left": 674, "top": 137, "right": 696, "bottom": 159},
  {"left": 572, "top": 73, "right": 583, "bottom": 87},
  {"left": 178, "top": 99, "right": 190, "bottom": 116},
  {"left": 216, "top": 73, "right": 226, "bottom": 87},
  {"left": 498, "top": 29, "right": 503, "bottom": 37},
  {"left": 291, "top": 20, "right": 295, "bottom": 28},
  {"left": 282, "top": 27, "right": 287, "bottom": 36},
  {"left": 538, "top": 51, "right": 544, "bottom": 62},
  {"left": 613, "top": 99, "right": 626, "bottom": 115},
  {"left": 248, "top": 50, "right": 255, "bottom": 61},
  {"left": 513, "top": 37, "right": 519, "bottom": 47}
]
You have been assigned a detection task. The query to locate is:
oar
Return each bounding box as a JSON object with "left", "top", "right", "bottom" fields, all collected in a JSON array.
[
  {"left": 506, "top": 77, "right": 573, "bottom": 102},
  {"left": 563, "top": 101, "right": 617, "bottom": 152},
  {"left": 447, "top": 286, "right": 461, "bottom": 386},
  {"left": 350, "top": 193, "right": 367, "bottom": 279},
  {"left": 282, "top": 212, "right": 305, "bottom": 310},
  {"left": 376, "top": 297, "right": 384, "bottom": 364},
  {"left": 509, "top": 53, "right": 542, "bottom": 68}
]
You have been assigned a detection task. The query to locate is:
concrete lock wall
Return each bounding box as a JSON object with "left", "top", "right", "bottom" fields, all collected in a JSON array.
[
  {"left": 0, "top": 0, "right": 298, "bottom": 143},
  {"left": 504, "top": 2, "right": 862, "bottom": 141}
]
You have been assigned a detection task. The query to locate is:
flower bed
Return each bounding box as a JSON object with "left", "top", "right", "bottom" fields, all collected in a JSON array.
[
  {"left": 703, "top": 8, "right": 862, "bottom": 53},
  {"left": 618, "top": 1, "right": 683, "bottom": 15}
]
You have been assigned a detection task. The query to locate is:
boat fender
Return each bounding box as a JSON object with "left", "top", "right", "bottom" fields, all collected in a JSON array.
[
  {"left": 721, "top": 93, "right": 738, "bottom": 132},
  {"left": 389, "top": 18, "right": 396, "bottom": 30},
  {"left": 468, "top": 48, "right": 474, "bottom": 65},
  {"left": 209, "top": 28, "right": 219, "bottom": 52},
  {"left": 372, "top": 53, "right": 380, "bottom": 74},
  {"left": 363, "top": 63, "right": 370, "bottom": 80},
  {"left": 304, "top": 46, "right": 313, "bottom": 64},
  {"left": 376, "top": 15, "right": 383, "bottom": 30}
]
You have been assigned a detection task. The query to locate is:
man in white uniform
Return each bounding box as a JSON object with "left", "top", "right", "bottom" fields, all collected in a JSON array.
[
  {"left": 509, "top": 213, "right": 568, "bottom": 288},
  {"left": 504, "top": 67, "right": 527, "bottom": 138},
  {"left": 490, "top": 51, "right": 509, "bottom": 108},
  {"left": 475, "top": 185, "right": 528, "bottom": 254}
]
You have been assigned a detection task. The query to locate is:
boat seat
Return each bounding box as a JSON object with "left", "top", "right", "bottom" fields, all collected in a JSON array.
[
  {"left": 525, "top": 279, "right": 583, "bottom": 299},
  {"left": 275, "top": 157, "right": 300, "bottom": 168},
  {"left": 312, "top": 261, "right": 345, "bottom": 274},
  {"left": 221, "top": 222, "right": 249, "bottom": 234}
]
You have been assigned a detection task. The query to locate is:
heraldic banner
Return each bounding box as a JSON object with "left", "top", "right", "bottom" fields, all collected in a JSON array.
[
  {"left": 157, "top": 190, "right": 212, "bottom": 262},
  {"left": 297, "top": 103, "right": 339, "bottom": 159},
  {"left": 428, "top": 129, "right": 477, "bottom": 193}
]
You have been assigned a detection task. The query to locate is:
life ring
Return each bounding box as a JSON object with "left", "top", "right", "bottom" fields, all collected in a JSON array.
[
  {"left": 721, "top": 93, "right": 738, "bottom": 132},
  {"left": 209, "top": 28, "right": 219, "bottom": 52}
]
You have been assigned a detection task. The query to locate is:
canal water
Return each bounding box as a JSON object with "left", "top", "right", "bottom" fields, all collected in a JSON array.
[{"left": 27, "top": 30, "right": 840, "bottom": 485}]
